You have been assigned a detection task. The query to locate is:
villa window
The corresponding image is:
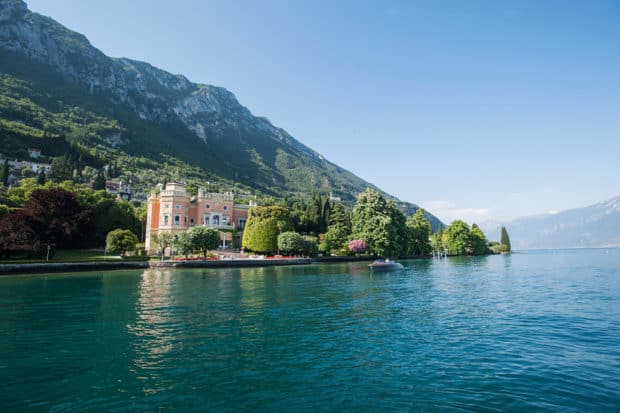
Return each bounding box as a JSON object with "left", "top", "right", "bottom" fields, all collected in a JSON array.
[
  {"left": 205, "top": 204, "right": 210, "bottom": 209},
  {"left": 184, "top": 216, "right": 188, "bottom": 224},
  {"left": 238, "top": 218, "right": 246, "bottom": 230},
  {"left": 163, "top": 214, "right": 169, "bottom": 225},
  {"left": 203, "top": 215, "right": 210, "bottom": 225},
  {"left": 212, "top": 215, "right": 220, "bottom": 225},
  {"left": 190, "top": 218, "right": 195, "bottom": 226},
  {"left": 174, "top": 214, "right": 180, "bottom": 225},
  {"left": 175, "top": 205, "right": 181, "bottom": 210},
  {"left": 223, "top": 205, "right": 228, "bottom": 211}
]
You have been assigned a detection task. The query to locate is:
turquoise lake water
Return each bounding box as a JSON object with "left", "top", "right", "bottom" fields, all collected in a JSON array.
[{"left": 1, "top": 249, "right": 619, "bottom": 412}]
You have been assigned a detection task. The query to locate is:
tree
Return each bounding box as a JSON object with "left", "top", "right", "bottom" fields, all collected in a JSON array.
[
  {"left": 94, "top": 198, "right": 140, "bottom": 244},
  {"left": 406, "top": 208, "right": 432, "bottom": 256},
  {"left": 351, "top": 189, "right": 403, "bottom": 257},
  {"left": 174, "top": 231, "right": 194, "bottom": 258},
  {"left": 92, "top": 169, "right": 106, "bottom": 190},
  {"left": 49, "top": 156, "right": 73, "bottom": 182},
  {"left": 500, "top": 226, "right": 511, "bottom": 253},
  {"left": 106, "top": 229, "right": 138, "bottom": 256},
  {"left": 431, "top": 229, "right": 445, "bottom": 254},
  {"left": 443, "top": 220, "right": 471, "bottom": 255},
  {"left": 306, "top": 193, "right": 324, "bottom": 235},
  {"left": 348, "top": 239, "right": 368, "bottom": 254},
  {"left": 488, "top": 240, "right": 503, "bottom": 254},
  {"left": 0, "top": 188, "right": 95, "bottom": 256},
  {"left": 388, "top": 200, "right": 410, "bottom": 255},
  {"left": 302, "top": 236, "right": 319, "bottom": 257},
  {"left": 36, "top": 169, "right": 46, "bottom": 185},
  {"left": 0, "top": 209, "right": 37, "bottom": 258},
  {"left": 189, "top": 226, "right": 221, "bottom": 259},
  {"left": 470, "top": 224, "right": 489, "bottom": 255},
  {"left": 0, "top": 159, "right": 8, "bottom": 186},
  {"left": 242, "top": 206, "right": 292, "bottom": 253},
  {"left": 153, "top": 232, "right": 175, "bottom": 259},
  {"left": 278, "top": 231, "right": 305, "bottom": 255},
  {"left": 322, "top": 202, "right": 351, "bottom": 255}
]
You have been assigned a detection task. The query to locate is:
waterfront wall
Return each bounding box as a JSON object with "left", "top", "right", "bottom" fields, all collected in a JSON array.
[
  {"left": 0, "top": 255, "right": 384, "bottom": 275},
  {"left": 0, "top": 261, "right": 149, "bottom": 275}
]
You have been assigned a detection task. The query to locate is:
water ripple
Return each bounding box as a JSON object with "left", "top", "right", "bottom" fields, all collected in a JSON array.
[{"left": 0, "top": 250, "right": 619, "bottom": 412}]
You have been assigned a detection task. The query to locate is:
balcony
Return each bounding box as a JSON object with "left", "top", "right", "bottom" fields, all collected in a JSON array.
[{"left": 191, "top": 223, "right": 234, "bottom": 230}]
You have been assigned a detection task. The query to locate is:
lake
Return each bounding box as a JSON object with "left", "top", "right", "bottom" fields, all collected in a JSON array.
[{"left": 1, "top": 249, "right": 619, "bottom": 412}]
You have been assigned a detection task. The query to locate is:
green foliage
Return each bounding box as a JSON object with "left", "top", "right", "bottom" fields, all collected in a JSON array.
[
  {"left": 94, "top": 198, "right": 141, "bottom": 244},
  {"left": 187, "top": 226, "right": 221, "bottom": 258},
  {"left": 488, "top": 240, "right": 503, "bottom": 254},
  {"left": 443, "top": 220, "right": 472, "bottom": 255},
  {"left": 431, "top": 229, "right": 445, "bottom": 253},
  {"left": 92, "top": 169, "right": 106, "bottom": 190},
  {"left": 277, "top": 231, "right": 305, "bottom": 255},
  {"left": 0, "top": 45, "right": 445, "bottom": 228},
  {"left": 322, "top": 202, "right": 351, "bottom": 255},
  {"left": 242, "top": 206, "right": 292, "bottom": 253},
  {"left": 0, "top": 159, "right": 8, "bottom": 186},
  {"left": 0, "top": 187, "right": 95, "bottom": 258},
  {"left": 500, "top": 227, "right": 511, "bottom": 252},
  {"left": 49, "top": 156, "right": 73, "bottom": 182},
  {"left": 106, "top": 229, "right": 138, "bottom": 256},
  {"left": 351, "top": 189, "right": 406, "bottom": 257},
  {"left": 470, "top": 224, "right": 489, "bottom": 255},
  {"left": 302, "top": 236, "right": 319, "bottom": 257},
  {"left": 406, "top": 208, "right": 432, "bottom": 256},
  {"left": 153, "top": 232, "right": 175, "bottom": 257},
  {"left": 174, "top": 231, "right": 195, "bottom": 258},
  {"left": 36, "top": 169, "right": 46, "bottom": 185}
]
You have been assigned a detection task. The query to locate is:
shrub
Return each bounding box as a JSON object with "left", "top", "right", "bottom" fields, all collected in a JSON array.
[
  {"left": 106, "top": 229, "right": 139, "bottom": 256},
  {"left": 348, "top": 239, "right": 367, "bottom": 254}
]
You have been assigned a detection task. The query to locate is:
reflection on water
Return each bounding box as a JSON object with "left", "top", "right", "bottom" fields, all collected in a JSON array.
[{"left": 0, "top": 250, "right": 619, "bottom": 412}]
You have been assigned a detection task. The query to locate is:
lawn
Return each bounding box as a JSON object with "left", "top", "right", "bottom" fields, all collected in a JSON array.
[{"left": 0, "top": 250, "right": 153, "bottom": 264}]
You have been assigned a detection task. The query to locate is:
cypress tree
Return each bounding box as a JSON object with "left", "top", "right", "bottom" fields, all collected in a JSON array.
[
  {"left": 500, "top": 226, "right": 511, "bottom": 253},
  {"left": 0, "top": 159, "right": 8, "bottom": 186},
  {"left": 92, "top": 170, "right": 106, "bottom": 190},
  {"left": 36, "top": 169, "right": 46, "bottom": 185}
]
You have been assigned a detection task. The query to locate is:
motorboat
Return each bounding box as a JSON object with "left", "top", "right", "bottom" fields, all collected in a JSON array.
[{"left": 368, "top": 259, "right": 404, "bottom": 271}]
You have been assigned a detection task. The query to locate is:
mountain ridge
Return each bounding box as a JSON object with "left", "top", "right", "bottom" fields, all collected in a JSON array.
[
  {"left": 480, "top": 195, "right": 620, "bottom": 249},
  {"left": 0, "top": 0, "right": 443, "bottom": 228}
]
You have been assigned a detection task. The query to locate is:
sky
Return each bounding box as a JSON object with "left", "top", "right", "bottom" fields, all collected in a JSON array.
[{"left": 26, "top": 0, "right": 620, "bottom": 224}]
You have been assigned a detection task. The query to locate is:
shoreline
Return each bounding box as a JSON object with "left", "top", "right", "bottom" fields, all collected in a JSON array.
[{"left": 0, "top": 255, "right": 378, "bottom": 276}]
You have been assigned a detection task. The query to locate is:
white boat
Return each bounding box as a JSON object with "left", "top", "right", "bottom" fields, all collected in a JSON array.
[{"left": 368, "top": 259, "right": 404, "bottom": 271}]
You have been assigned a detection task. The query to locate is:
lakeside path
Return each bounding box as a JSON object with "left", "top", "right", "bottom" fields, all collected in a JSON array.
[{"left": 0, "top": 256, "right": 375, "bottom": 276}]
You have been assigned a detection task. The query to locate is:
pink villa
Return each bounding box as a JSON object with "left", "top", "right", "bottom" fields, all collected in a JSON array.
[{"left": 145, "top": 182, "right": 254, "bottom": 254}]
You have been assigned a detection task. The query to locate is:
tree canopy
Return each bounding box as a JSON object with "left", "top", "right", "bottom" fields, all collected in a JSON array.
[
  {"left": 351, "top": 189, "right": 406, "bottom": 257},
  {"left": 277, "top": 231, "right": 305, "bottom": 255},
  {"left": 500, "top": 227, "right": 511, "bottom": 252},
  {"left": 188, "top": 226, "right": 221, "bottom": 258},
  {"left": 242, "top": 206, "right": 292, "bottom": 253},
  {"left": 443, "top": 220, "right": 472, "bottom": 256},
  {"left": 106, "top": 229, "right": 138, "bottom": 256}
]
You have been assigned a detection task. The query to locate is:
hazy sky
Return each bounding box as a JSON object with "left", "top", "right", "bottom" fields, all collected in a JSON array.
[{"left": 26, "top": 0, "right": 620, "bottom": 223}]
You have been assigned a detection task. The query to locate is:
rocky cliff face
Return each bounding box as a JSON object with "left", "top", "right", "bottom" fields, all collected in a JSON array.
[
  {"left": 0, "top": 0, "right": 304, "bottom": 148},
  {"left": 0, "top": 0, "right": 443, "bottom": 228}
]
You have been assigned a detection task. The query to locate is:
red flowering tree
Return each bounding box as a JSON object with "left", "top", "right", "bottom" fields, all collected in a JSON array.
[
  {"left": 0, "top": 188, "right": 95, "bottom": 258},
  {"left": 348, "top": 239, "right": 368, "bottom": 254}
]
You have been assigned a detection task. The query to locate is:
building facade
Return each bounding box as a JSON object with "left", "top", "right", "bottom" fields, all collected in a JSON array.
[{"left": 145, "top": 182, "right": 252, "bottom": 254}]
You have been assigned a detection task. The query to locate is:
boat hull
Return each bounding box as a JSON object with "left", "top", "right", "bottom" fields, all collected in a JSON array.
[{"left": 368, "top": 262, "right": 404, "bottom": 271}]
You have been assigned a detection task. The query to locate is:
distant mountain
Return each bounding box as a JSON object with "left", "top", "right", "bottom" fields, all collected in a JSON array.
[
  {"left": 480, "top": 195, "right": 620, "bottom": 249},
  {"left": 0, "top": 0, "right": 442, "bottom": 228}
]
